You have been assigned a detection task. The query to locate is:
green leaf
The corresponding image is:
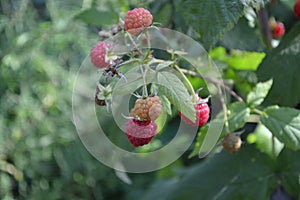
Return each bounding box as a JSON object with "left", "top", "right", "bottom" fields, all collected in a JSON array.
[
  {"left": 114, "top": 67, "right": 156, "bottom": 95},
  {"left": 175, "top": 0, "right": 245, "bottom": 49},
  {"left": 226, "top": 102, "right": 250, "bottom": 132},
  {"left": 277, "top": 148, "right": 300, "bottom": 198},
  {"left": 144, "top": 145, "right": 277, "bottom": 200},
  {"left": 247, "top": 79, "right": 273, "bottom": 108},
  {"left": 281, "top": 0, "right": 296, "bottom": 10},
  {"left": 220, "top": 17, "right": 265, "bottom": 52},
  {"left": 154, "top": 4, "right": 172, "bottom": 26},
  {"left": 189, "top": 125, "right": 208, "bottom": 158},
  {"left": 257, "top": 22, "right": 300, "bottom": 106},
  {"left": 247, "top": 123, "right": 284, "bottom": 158},
  {"left": 160, "top": 95, "right": 172, "bottom": 116},
  {"left": 261, "top": 106, "right": 300, "bottom": 150},
  {"left": 210, "top": 47, "right": 265, "bottom": 70},
  {"left": 75, "top": 8, "right": 118, "bottom": 26},
  {"left": 156, "top": 61, "right": 174, "bottom": 71},
  {"left": 156, "top": 71, "right": 196, "bottom": 122}
]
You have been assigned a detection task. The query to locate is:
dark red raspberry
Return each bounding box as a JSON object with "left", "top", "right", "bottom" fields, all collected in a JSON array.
[
  {"left": 124, "top": 8, "right": 153, "bottom": 36},
  {"left": 125, "top": 119, "right": 157, "bottom": 147},
  {"left": 294, "top": 0, "right": 300, "bottom": 19},
  {"left": 90, "top": 41, "right": 111, "bottom": 68},
  {"left": 271, "top": 22, "right": 285, "bottom": 38},
  {"left": 178, "top": 98, "right": 210, "bottom": 127}
]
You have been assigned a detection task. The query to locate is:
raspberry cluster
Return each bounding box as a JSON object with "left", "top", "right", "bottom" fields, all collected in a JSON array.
[
  {"left": 179, "top": 98, "right": 210, "bottom": 127},
  {"left": 125, "top": 96, "right": 162, "bottom": 147},
  {"left": 124, "top": 8, "right": 153, "bottom": 36}
]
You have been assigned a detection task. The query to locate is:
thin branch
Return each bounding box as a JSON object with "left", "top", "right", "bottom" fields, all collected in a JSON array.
[{"left": 180, "top": 69, "right": 244, "bottom": 103}]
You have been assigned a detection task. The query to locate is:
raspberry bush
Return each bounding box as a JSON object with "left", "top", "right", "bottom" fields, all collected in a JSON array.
[
  {"left": 2, "top": 0, "right": 300, "bottom": 199},
  {"left": 89, "top": 2, "right": 300, "bottom": 199}
]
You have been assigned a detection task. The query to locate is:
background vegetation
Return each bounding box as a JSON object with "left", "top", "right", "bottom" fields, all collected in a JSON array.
[{"left": 1, "top": 0, "right": 300, "bottom": 199}]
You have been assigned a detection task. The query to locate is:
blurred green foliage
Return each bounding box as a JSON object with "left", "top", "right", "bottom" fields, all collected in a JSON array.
[{"left": 0, "top": 0, "right": 135, "bottom": 199}]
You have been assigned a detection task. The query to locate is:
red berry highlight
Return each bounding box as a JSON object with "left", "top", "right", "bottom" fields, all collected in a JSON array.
[
  {"left": 125, "top": 119, "right": 157, "bottom": 147},
  {"left": 124, "top": 8, "right": 153, "bottom": 36},
  {"left": 179, "top": 98, "right": 210, "bottom": 127},
  {"left": 294, "top": 1, "right": 300, "bottom": 19},
  {"left": 90, "top": 41, "right": 111, "bottom": 68},
  {"left": 271, "top": 22, "right": 285, "bottom": 38}
]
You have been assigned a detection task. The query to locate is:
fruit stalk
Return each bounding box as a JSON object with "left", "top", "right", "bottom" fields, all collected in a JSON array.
[{"left": 179, "top": 68, "right": 244, "bottom": 103}]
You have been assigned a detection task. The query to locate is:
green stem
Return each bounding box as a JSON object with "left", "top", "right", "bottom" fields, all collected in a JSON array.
[
  {"left": 118, "top": 58, "right": 140, "bottom": 67},
  {"left": 140, "top": 65, "right": 148, "bottom": 97},
  {"left": 127, "top": 32, "right": 144, "bottom": 56},
  {"left": 217, "top": 86, "right": 230, "bottom": 133},
  {"left": 142, "top": 30, "right": 152, "bottom": 62},
  {"left": 247, "top": 114, "right": 260, "bottom": 123},
  {"left": 173, "top": 65, "right": 197, "bottom": 103},
  {"left": 253, "top": 108, "right": 263, "bottom": 115},
  {"left": 180, "top": 68, "right": 244, "bottom": 103}
]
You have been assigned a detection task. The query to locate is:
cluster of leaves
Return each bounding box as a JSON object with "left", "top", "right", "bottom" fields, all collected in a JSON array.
[{"left": 141, "top": 0, "right": 300, "bottom": 199}]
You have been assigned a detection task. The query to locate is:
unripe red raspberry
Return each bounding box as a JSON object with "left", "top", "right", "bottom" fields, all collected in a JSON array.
[
  {"left": 222, "top": 133, "right": 242, "bottom": 154},
  {"left": 90, "top": 41, "right": 111, "bottom": 68},
  {"left": 294, "top": 0, "right": 300, "bottom": 19},
  {"left": 130, "top": 96, "right": 162, "bottom": 121},
  {"left": 125, "top": 119, "right": 157, "bottom": 147},
  {"left": 178, "top": 98, "right": 210, "bottom": 127},
  {"left": 271, "top": 22, "right": 285, "bottom": 38},
  {"left": 124, "top": 8, "right": 153, "bottom": 36}
]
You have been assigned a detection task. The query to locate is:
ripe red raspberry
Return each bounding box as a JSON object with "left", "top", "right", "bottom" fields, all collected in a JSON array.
[
  {"left": 271, "top": 22, "right": 285, "bottom": 38},
  {"left": 124, "top": 8, "right": 153, "bottom": 36},
  {"left": 222, "top": 133, "right": 242, "bottom": 153},
  {"left": 90, "top": 41, "right": 111, "bottom": 68},
  {"left": 130, "top": 96, "right": 162, "bottom": 121},
  {"left": 125, "top": 119, "right": 157, "bottom": 147},
  {"left": 294, "top": 0, "right": 300, "bottom": 19},
  {"left": 179, "top": 98, "right": 210, "bottom": 127}
]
